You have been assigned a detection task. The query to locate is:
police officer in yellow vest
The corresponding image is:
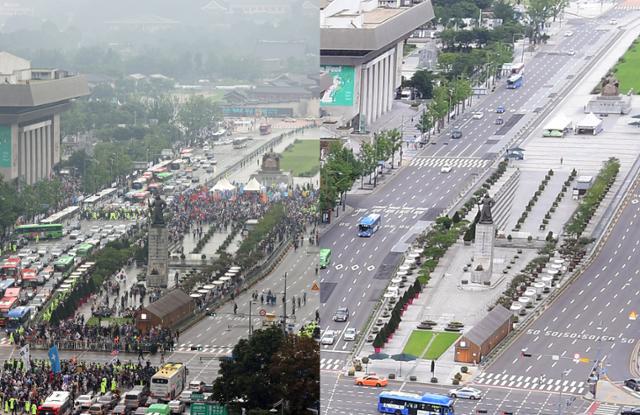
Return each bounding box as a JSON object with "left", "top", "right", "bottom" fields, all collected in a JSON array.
[
  {"left": 111, "top": 378, "right": 117, "bottom": 393},
  {"left": 31, "top": 402, "right": 37, "bottom": 415},
  {"left": 101, "top": 378, "right": 107, "bottom": 394},
  {"left": 9, "top": 397, "right": 16, "bottom": 415}
]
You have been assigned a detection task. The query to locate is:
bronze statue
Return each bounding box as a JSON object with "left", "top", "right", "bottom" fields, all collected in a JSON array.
[
  {"left": 148, "top": 194, "right": 166, "bottom": 225},
  {"left": 601, "top": 74, "right": 620, "bottom": 96},
  {"left": 478, "top": 194, "right": 495, "bottom": 224}
]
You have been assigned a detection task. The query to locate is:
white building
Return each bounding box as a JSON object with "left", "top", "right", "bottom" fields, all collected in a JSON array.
[{"left": 320, "top": 0, "right": 435, "bottom": 132}]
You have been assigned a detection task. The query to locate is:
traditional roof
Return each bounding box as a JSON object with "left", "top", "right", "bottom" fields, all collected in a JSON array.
[
  {"left": 462, "top": 304, "right": 512, "bottom": 346},
  {"left": 143, "top": 289, "right": 193, "bottom": 320}
]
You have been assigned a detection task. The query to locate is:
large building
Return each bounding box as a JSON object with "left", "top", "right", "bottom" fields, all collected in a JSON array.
[
  {"left": 0, "top": 52, "right": 89, "bottom": 185},
  {"left": 320, "top": 0, "right": 434, "bottom": 131}
]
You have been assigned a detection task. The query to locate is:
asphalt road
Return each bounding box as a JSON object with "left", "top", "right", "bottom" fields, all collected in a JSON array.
[
  {"left": 319, "top": 14, "right": 616, "bottom": 354},
  {"left": 483, "top": 184, "right": 640, "bottom": 385},
  {"left": 177, "top": 242, "right": 319, "bottom": 354},
  {"left": 321, "top": 372, "right": 593, "bottom": 415}
]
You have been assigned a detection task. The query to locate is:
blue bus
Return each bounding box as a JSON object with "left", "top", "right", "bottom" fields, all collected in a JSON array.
[
  {"left": 378, "top": 391, "right": 454, "bottom": 414},
  {"left": 6, "top": 306, "right": 31, "bottom": 333},
  {"left": 358, "top": 213, "right": 382, "bottom": 237},
  {"left": 507, "top": 73, "right": 523, "bottom": 89}
]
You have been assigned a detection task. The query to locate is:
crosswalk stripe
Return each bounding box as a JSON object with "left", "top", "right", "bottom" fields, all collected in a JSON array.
[
  {"left": 474, "top": 372, "right": 590, "bottom": 394},
  {"left": 409, "top": 157, "right": 490, "bottom": 169}
]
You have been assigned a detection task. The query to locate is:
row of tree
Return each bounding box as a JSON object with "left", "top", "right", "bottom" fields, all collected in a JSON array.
[
  {"left": 319, "top": 130, "right": 403, "bottom": 214},
  {"left": 0, "top": 177, "right": 68, "bottom": 236}
]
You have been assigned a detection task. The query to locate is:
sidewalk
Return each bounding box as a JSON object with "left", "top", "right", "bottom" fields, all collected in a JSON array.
[{"left": 593, "top": 380, "right": 640, "bottom": 405}]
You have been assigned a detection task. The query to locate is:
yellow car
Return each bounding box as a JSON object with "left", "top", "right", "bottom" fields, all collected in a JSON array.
[{"left": 355, "top": 375, "right": 388, "bottom": 387}]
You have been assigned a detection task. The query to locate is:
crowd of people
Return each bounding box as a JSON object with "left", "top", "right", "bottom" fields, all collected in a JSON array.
[
  {"left": 0, "top": 358, "right": 156, "bottom": 415},
  {"left": 26, "top": 318, "right": 177, "bottom": 354}
]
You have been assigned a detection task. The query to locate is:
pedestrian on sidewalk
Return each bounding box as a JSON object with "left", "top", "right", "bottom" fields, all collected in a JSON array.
[
  {"left": 297, "top": 297, "right": 301, "bottom": 309},
  {"left": 233, "top": 303, "right": 238, "bottom": 315},
  {"left": 303, "top": 291, "right": 306, "bottom": 305}
]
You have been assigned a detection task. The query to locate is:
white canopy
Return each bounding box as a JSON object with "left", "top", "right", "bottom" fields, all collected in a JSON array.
[
  {"left": 576, "top": 112, "right": 603, "bottom": 134},
  {"left": 544, "top": 115, "right": 572, "bottom": 131},
  {"left": 211, "top": 177, "right": 236, "bottom": 192},
  {"left": 244, "top": 177, "right": 262, "bottom": 192}
]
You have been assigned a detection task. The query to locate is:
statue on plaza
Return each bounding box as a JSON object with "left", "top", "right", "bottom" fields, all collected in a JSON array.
[
  {"left": 601, "top": 74, "right": 620, "bottom": 96},
  {"left": 478, "top": 194, "right": 495, "bottom": 224},
  {"left": 148, "top": 194, "right": 166, "bottom": 225}
]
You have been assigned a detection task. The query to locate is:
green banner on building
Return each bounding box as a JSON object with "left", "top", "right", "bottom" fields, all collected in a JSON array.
[
  {"left": 0, "top": 125, "right": 11, "bottom": 168},
  {"left": 320, "top": 65, "right": 355, "bottom": 107}
]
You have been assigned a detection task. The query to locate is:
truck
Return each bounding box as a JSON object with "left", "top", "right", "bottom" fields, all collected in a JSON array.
[{"left": 259, "top": 124, "right": 271, "bottom": 135}]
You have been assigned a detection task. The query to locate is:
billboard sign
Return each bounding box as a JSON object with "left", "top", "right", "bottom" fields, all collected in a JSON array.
[
  {"left": 320, "top": 65, "right": 355, "bottom": 107},
  {"left": 0, "top": 125, "right": 11, "bottom": 168}
]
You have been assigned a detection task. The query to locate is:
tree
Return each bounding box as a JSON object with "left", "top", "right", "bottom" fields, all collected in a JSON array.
[
  {"left": 177, "top": 95, "right": 220, "bottom": 143},
  {"left": 416, "top": 110, "right": 434, "bottom": 141},
  {"left": 493, "top": 0, "right": 517, "bottom": 22},
  {"left": 384, "top": 129, "right": 403, "bottom": 168},
  {"left": 269, "top": 335, "right": 319, "bottom": 413},
  {"left": 409, "top": 70, "right": 434, "bottom": 99}
]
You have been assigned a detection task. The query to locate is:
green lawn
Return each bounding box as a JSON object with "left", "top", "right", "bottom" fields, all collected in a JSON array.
[
  {"left": 402, "top": 330, "right": 434, "bottom": 357},
  {"left": 613, "top": 39, "right": 640, "bottom": 94},
  {"left": 280, "top": 139, "right": 320, "bottom": 177},
  {"left": 423, "top": 332, "right": 461, "bottom": 360}
]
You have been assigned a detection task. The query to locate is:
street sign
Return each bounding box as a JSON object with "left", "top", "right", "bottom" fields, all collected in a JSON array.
[
  {"left": 259, "top": 308, "right": 266, "bottom": 317},
  {"left": 552, "top": 355, "right": 559, "bottom": 361},
  {"left": 629, "top": 311, "right": 637, "bottom": 320},
  {"left": 191, "top": 393, "right": 204, "bottom": 402},
  {"left": 190, "top": 403, "right": 228, "bottom": 415},
  {"left": 579, "top": 357, "right": 590, "bottom": 363},
  {"left": 573, "top": 353, "right": 580, "bottom": 363},
  {"left": 311, "top": 280, "right": 320, "bottom": 291}
]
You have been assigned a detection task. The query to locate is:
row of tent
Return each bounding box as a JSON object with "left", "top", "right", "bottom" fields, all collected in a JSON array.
[{"left": 543, "top": 112, "right": 603, "bottom": 137}]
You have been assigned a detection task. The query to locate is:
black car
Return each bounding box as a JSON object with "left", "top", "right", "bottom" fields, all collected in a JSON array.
[
  {"left": 621, "top": 408, "right": 640, "bottom": 415},
  {"left": 333, "top": 307, "right": 349, "bottom": 322},
  {"left": 451, "top": 128, "right": 462, "bottom": 139},
  {"left": 624, "top": 379, "right": 640, "bottom": 391}
]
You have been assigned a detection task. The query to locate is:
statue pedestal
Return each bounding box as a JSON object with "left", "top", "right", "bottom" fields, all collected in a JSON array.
[
  {"left": 147, "top": 224, "right": 169, "bottom": 289},
  {"left": 472, "top": 222, "right": 495, "bottom": 285}
]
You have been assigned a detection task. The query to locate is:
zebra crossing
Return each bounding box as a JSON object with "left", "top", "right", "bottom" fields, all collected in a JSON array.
[
  {"left": 593, "top": 403, "right": 621, "bottom": 415},
  {"left": 321, "top": 358, "right": 346, "bottom": 372},
  {"left": 473, "top": 372, "right": 585, "bottom": 394},
  {"left": 410, "top": 157, "right": 490, "bottom": 169},
  {"left": 174, "top": 344, "right": 234, "bottom": 355}
]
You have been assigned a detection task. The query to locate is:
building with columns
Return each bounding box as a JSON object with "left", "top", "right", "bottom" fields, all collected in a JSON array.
[
  {"left": 0, "top": 52, "right": 89, "bottom": 185},
  {"left": 320, "top": 0, "right": 434, "bottom": 132}
]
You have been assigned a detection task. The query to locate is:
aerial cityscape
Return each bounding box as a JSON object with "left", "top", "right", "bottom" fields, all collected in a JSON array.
[{"left": 0, "top": 0, "right": 639, "bottom": 413}]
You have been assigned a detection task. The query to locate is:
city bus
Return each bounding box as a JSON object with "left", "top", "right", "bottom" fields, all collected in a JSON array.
[
  {"left": 0, "top": 296, "right": 18, "bottom": 327},
  {"left": 156, "top": 172, "right": 173, "bottom": 182},
  {"left": 319, "top": 249, "right": 331, "bottom": 269},
  {"left": 15, "top": 224, "right": 63, "bottom": 240},
  {"left": 507, "top": 73, "right": 523, "bottom": 89},
  {"left": 150, "top": 363, "right": 187, "bottom": 401},
  {"left": 0, "top": 280, "right": 15, "bottom": 298},
  {"left": 37, "top": 391, "right": 73, "bottom": 415},
  {"left": 377, "top": 391, "right": 454, "bottom": 414},
  {"left": 21, "top": 268, "right": 38, "bottom": 287},
  {"left": 232, "top": 137, "right": 251, "bottom": 149},
  {"left": 132, "top": 178, "right": 148, "bottom": 191},
  {"left": 6, "top": 306, "right": 31, "bottom": 333},
  {"left": 76, "top": 243, "right": 95, "bottom": 258},
  {"left": 510, "top": 62, "right": 525, "bottom": 74},
  {"left": 41, "top": 206, "right": 81, "bottom": 224},
  {"left": 259, "top": 124, "right": 272, "bottom": 135},
  {"left": 0, "top": 257, "right": 21, "bottom": 279},
  {"left": 358, "top": 213, "right": 382, "bottom": 237},
  {"left": 54, "top": 256, "right": 75, "bottom": 273}
]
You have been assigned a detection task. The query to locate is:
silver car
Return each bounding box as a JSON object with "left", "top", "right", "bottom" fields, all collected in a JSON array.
[
  {"left": 448, "top": 386, "right": 482, "bottom": 400},
  {"left": 343, "top": 328, "right": 357, "bottom": 341}
]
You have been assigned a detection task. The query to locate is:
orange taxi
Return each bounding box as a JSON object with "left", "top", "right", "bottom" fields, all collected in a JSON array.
[{"left": 355, "top": 375, "right": 388, "bottom": 387}]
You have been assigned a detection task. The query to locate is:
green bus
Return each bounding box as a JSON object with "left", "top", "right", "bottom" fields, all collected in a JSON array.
[
  {"left": 145, "top": 404, "right": 170, "bottom": 415},
  {"left": 156, "top": 172, "right": 173, "bottom": 182},
  {"left": 14, "top": 223, "right": 63, "bottom": 240},
  {"left": 54, "top": 256, "right": 75, "bottom": 273},
  {"left": 76, "top": 243, "right": 95, "bottom": 257},
  {"left": 319, "top": 248, "right": 331, "bottom": 269}
]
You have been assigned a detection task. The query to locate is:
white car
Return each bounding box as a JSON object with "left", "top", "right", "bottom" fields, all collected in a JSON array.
[
  {"left": 321, "top": 330, "right": 336, "bottom": 345},
  {"left": 564, "top": 31, "right": 574, "bottom": 36},
  {"left": 609, "top": 19, "right": 617, "bottom": 24},
  {"left": 343, "top": 328, "right": 357, "bottom": 341},
  {"left": 168, "top": 400, "right": 185, "bottom": 414},
  {"left": 440, "top": 165, "right": 453, "bottom": 173},
  {"left": 472, "top": 112, "right": 484, "bottom": 119},
  {"left": 448, "top": 386, "right": 483, "bottom": 400},
  {"left": 568, "top": 49, "right": 575, "bottom": 55}
]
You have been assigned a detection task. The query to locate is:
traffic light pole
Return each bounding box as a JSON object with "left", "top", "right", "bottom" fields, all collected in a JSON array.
[{"left": 282, "top": 272, "right": 287, "bottom": 334}]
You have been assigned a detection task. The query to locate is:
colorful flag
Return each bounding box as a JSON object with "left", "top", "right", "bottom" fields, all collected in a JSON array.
[{"left": 48, "top": 345, "right": 61, "bottom": 374}]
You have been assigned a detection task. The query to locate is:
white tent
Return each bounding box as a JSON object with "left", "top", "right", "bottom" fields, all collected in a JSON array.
[
  {"left": 576, "top": 112, "right": 603, "bottom": 135},
  {"left": 244, "top": 177, "right": 262, "bottom": 192},
  {"left": 543, "top": 115, "right": 573, "bottom": 137},
  {"left": 211, "top": 177, "right": 236, "bottom": 192}
]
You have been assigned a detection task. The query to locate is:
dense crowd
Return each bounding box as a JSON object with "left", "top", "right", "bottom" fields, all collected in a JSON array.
[
  {"left": 0, "top": 358, "right": 156, "bottom": 415},
  {"left": 26, "top": 319, "right": 177, "bottom": 353}
]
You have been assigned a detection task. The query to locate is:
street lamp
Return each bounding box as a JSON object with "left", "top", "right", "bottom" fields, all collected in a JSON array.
[{"left": 248, "top": 300, "right": 255, "bottom": 336}]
